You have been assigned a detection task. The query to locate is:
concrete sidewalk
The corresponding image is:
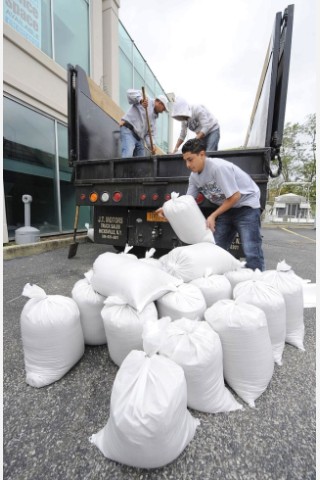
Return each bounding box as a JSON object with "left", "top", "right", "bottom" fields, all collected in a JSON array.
[{"left": 3, "top": 228, "right": 316, "bottom": 480}]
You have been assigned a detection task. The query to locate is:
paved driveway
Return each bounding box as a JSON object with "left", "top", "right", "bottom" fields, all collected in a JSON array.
[{"left": 3, "top": 227, "right": 316, "bottom": 480}]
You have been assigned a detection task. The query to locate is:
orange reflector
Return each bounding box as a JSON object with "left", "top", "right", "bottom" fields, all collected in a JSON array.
[{"left": 89, "top": 192, "right": 99, "bottom": 203}]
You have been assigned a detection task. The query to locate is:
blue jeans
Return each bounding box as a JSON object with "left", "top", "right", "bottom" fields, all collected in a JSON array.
[
  {"left": 214, "top": 206, "right": 265, "bottom": 271},
  {"left": 120, "top": 126, "right": 145, "bottom": 157},
  {"left": 205, "top": 128, "right": 220, "bottom": 151}
]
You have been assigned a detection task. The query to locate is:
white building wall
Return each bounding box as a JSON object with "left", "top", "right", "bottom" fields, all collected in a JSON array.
[{"left": 3, "top": 23, "right": 68, "bottom": 122}]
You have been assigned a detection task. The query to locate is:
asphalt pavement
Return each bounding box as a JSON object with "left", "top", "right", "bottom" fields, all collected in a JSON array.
[{"left": 3, "top": 227, "right": 316, "bottom": 480}]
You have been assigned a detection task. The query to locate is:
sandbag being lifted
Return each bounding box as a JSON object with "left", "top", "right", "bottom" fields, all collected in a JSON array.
[{"left": 162, "top": 192, "right": 214, "bottom": 244}]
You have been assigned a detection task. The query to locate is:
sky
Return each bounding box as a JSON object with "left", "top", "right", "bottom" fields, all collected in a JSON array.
[{"left": 119, "top": 0, "right": 317, "bottom": 150}]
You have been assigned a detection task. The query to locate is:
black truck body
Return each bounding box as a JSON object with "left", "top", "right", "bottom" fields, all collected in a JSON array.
[{"left": 68, "top": 5, "right": 294, "bottom": 256}]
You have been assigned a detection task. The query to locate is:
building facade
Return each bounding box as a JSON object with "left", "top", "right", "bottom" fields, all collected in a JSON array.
[{"left": 3, "top": 0, "right": 170, "bottom": 241}]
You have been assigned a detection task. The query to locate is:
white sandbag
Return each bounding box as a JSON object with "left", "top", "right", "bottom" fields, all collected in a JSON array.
[
  {"left": 156, "top": 283, "right": 206, "bottom": 321},
  {"left": 260, "top": 260, "right": 305, "bottom": 350},
  {"left": 119, "top": 243, "right": 138, "bottom": 259},
  {"left": 139, "top": 248, "right": 164, "bottom": 269},
  {"left": 224, "top": 268, "right": 258, "bottom": 291},
  {"left": 233, "top": 280, "right": 286, "bottom": 366},
  {"left": 71, "top": 270, "right": 107, "bottom": 345},
  {"left": 85, "top": 223, "right": 94, "bottom": 242},
  {"left": 190, "top": 268, "right": 232, "bottom": 307},
  {"left": 159, "top": 318, "right": 242, "bottom": 413},
  {"left": 90, "top": 318, "right": 199, "bottom": 468},
  {"left": 20, "top": 284, "right": 84, "bottom": 388},
  {"left": 302, "top": 283, "right": 316, "bottom": 308},
  {"left": 205, "top": 299, "right": 274, "bottom": 408},
  {"left": 163, "top": 192, "right": 214, "bottom": 244},
  {"left": 101, "top": 296, "right": 158, "bottom": 366},
  {"left": 160, "top": 243, "right": 242, "bottom": 282},
  {"left": 91, "top": 252, "right": 180, "bottom": 312}
]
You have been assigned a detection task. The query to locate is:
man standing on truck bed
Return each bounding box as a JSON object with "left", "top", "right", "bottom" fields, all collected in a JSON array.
[
  {"left": 157, "top": 138, "right": 265, "bottom": 271},
  {"left": 119, "top": 90, "right": 169, "bottom": 157},
  {"left": 171, "top": 97, "right": 220, "bottom": 153}
]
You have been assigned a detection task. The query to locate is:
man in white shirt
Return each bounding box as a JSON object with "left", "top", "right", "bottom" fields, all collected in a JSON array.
[
  {"left": 171, "top": 97, "right": 220, "bottom": 153},
  {"left": 120, "top": 90, "right": 169, "bottom": 157}
]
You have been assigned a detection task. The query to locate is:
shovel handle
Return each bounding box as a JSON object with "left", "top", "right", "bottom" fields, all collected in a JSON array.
[
  {"left": 73, "top": 205, "right": 80, "bottom": 230},
  {"left": 141, "top": 86, "right": 154, "bottom": 153}
]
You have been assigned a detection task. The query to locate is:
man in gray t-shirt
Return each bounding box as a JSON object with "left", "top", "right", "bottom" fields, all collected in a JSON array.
[
  {"left": 157, "top": 138, "right": 265, "bottom": 271},
  {"left": 183, "top": 138, "right": 265, "bottom": 271}
]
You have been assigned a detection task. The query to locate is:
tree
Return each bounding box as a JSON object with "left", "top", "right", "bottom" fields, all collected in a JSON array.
[
  {"left": 296, "top": 113, "right": 316, "bottom": 200},
  {"left": 268, "top": 114, "right": 316, "bottom": 204}
]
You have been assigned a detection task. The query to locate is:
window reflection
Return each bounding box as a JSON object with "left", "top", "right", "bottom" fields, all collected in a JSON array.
[{"left": 3, "top": 98, "right": 91, "bottom": 238}]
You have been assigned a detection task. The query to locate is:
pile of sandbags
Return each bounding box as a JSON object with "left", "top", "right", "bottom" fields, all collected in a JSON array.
[{"left": 19, "top": 242, "right": 309, "bottom": 469}]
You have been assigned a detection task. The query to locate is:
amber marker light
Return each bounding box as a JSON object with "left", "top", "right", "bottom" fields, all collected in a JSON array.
[{"left": 89, "top": 192, "right": 99, "bottom": 203}]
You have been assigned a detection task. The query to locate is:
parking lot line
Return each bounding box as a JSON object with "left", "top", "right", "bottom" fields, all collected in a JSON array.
[{"left": 281, "top": 227, "right": 316, "bottom": 243}]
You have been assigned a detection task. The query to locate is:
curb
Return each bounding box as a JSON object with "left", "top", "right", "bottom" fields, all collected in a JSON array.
[{"left": 3, "top": 235, "right": 88, "bottom": 260}]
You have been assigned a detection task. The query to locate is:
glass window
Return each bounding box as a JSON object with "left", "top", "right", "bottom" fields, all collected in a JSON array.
[
  {"left": 41, "top": 0, "right": 52, "bottom": 56},
  {"left": 3, "top": 98, "right": 91, "bottom": 239},
  {"left": 119, "top": 22, "right": 132, "bottom": 60},
  {"left": 53, "top": 0, "right": 89, "bottom": 72},
  {"left": 119, "top": 50, "right": 133, "bottom": 111},
  {"left": 3, "top": 97, "right": 59, "bottom": 236},
  {"left": 133, "top": 45, "right": 145, "bottom": 78},
  {"left": 3, "top": 0, "right": 90, "bottom": 73},
  {"left": 133, "top": 69, "right": 144, "bottom": 91}
]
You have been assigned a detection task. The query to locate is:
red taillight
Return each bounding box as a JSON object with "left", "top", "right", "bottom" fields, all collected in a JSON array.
[
  {"left": 164, "top": 194, "right": 171, "bottom": 201},
  {"left": 152, "top": 193, "right": 159, "bottom": 201},
  {"left": 196, "top": 193, "right": 205, "bottom": 204},
  {"left": 112, "top": 191, "right": 123, "bottom": 202},
  {"left": 140, "top": 193, "right": 147, "bottom": 201},
  {"left": 80, "top": 193, "right": 86, "bottom": 200},
  {"left": 89, "top": 192, "right": 99, "bottom": 203}
]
